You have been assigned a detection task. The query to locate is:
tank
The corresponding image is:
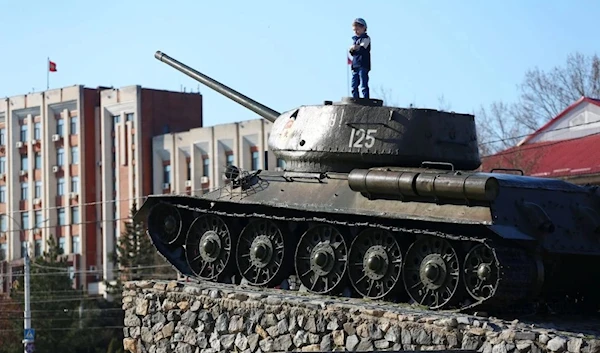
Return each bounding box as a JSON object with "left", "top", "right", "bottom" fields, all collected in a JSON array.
[{"left": 134, "top": 51, "right": 600, "bottom": 313}]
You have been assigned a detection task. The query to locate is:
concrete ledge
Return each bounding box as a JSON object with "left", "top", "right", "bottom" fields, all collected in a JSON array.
[{"left": 121, "top": 280, "right": 600, "bottom": 353}]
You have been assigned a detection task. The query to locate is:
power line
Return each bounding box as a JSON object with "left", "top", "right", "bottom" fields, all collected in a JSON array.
[
  {"left": 478, "top": 116, "right": 600, "bottom": 147},
  {"left": 481, "top": 131, "right": 600, "bottom": 159},
  {"left": 0, "top": 118, "right": 596, "bottom": 225},
  {"left": 0, "top": 117, "right": 597, "bottom": 218},
  {"left": 1, "top": 263, "right": 176, "bottom": 279},
  {"left": 0, "top": 326, "right": 126, "bottom": 333},
  {"left": 0, "top": 308, "right": 123, "bottom": 314}
]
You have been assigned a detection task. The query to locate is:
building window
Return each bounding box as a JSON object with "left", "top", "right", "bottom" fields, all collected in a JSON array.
[
  {"left": 126, "top": 113, "right": 134, "bottom": 122},
  {"left": 21, "top": 241, "right": 27, "bottom": 258},
  {"left": 71, "top": 146, "right": 79, "bottom": 165},
  {"left": 34, "top": 122, "right": 41, "bottom": 140},
  {"left": 113, "top": 114, "right": 120, "bottom": 125},
  {"left": 0, "top": 157, "right": 5, "bottom": 174},
  {"left": 70, "top": 116, "right": 77, "bottom": 134},
  {"left": 0, "top": 186, "right": 5, "bottom": 203},
  {"left": 20, "top": 124, "right": 28, "bottom": 142},
  {"left": 0, "top": 128, "right": 5, "bottom": 145},
  {"left": 0, "top": 243, "right": 6, "bottom": 261},
  {"left": 0, "top": 215, "right": 6, "bottom": 231},
  {"left": 22, "top": 212, "right": 29, "bottom": 230},
  {"left": 163, "top": 164, "right": 171, "bottom": 184},
  {"left": 34, "top": 211, "right": 43, "bottom": 228},
  {"left": 57, "top": 118, "right": 64, "bottom": 135},
  {"left": 35, "top": 152, "right": 42, "bottom": 169},
  {"left": 187, "top": 161, "right": 191, "bottom": 181},
  {"left": 71, "top": 177, "right": 79, "bottom": 192},
  {"left": 226, "top": 154, "right": 234, "bottom": 166},
  {"left": 203, "top": 158, "right": 210, "bottom": 177},
  {"left": 21, "top": 154, "right": 28, "bottom": 171},
  {"left": 57, "top": 178, "right": 65, "bottom": 196},
  {"left": 21, "top": 182, "right": 28, "bottom": 200},
  {"left": 58, "top": 208, "right": 65, "bottom": 226},
  {"left": 34, "top": 239, "right": 42, "bottom": 257},
  {"left": 58, "top": 237, "right": 65, "bottom": 253},
  {"left": 251, "top": 151, "right": 259, "bottom": 170},
  {"left": 72, "top": 236, "right": 80, "bottom": 254},
  {"left": 57, "top": 148, "right": 64, "bottom": 166},
  {"left": 34, "top": 181, "right": 42, "bottom": 199},
  {"left": 71, "top": 206, "right": 80, "bottom": 224},
  {"left": 277, "top": 158, "right": 286, "bottom": 169}
]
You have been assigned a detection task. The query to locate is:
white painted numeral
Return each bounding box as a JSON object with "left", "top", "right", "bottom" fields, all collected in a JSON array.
[
  {"left": 348, "top": 128, "right": 377, "bottom": 148},
  {"left": 329, "top": 115, "right": 337, "bottom": 127}
]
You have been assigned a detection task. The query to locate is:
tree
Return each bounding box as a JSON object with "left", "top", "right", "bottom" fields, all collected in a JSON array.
[
  {"left": 0, "top": 295, "right": 22, "bottom": 353},
  {"left": 0, "top": 237, "right": 82, "bottom": 353},
  {"left": 475, "top": 101, "right": 530, "bottom": 156},
  {"left": 477, "top": 51, "right": 600, "bottom": 158},
  {"left": 516, "top": 52, "right": 600, "bottom": 131},
  {"left": 106, "top": 202, "right": 175, "bottom": 300}
]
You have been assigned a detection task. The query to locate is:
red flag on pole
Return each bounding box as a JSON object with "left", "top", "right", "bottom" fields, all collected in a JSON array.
[
  {"left": 48, "top": 60, "right": 57, "bottom": 72},
  {"left": 347, "top": 56, "right": 352, "bottom": 65}
]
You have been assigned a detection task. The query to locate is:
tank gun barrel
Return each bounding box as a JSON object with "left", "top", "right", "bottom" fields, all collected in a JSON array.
[{"left": 154, "top": 51, "right": 280, "bottom": 123}]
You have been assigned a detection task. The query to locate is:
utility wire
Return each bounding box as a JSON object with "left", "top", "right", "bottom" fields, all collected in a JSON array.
[
  {"left": 0, "top": 326, "right": 126, "bottom": 333},
  {"left": 0, "top": 119, "right": 597, "bottom": 224},
  {"left": 0, "top": 118, "right": 597, "bottom": 219}
]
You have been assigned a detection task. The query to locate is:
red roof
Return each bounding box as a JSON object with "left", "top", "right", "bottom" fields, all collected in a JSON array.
[
  {"left": 518, "top": 96, "right": 600, "bottom": 145},
  {"left": 480, "top": 133, "right": 600, "bottom": 178}
]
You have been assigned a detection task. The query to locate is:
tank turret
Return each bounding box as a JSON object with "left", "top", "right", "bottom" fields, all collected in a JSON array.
[{"left": 155, "top": 51, "right": 481, "bottom": 172}]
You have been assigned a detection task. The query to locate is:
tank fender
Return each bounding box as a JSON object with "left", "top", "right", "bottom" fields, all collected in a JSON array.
[{"left": 487, "top": 224, "right": 536, "bottom": 241}]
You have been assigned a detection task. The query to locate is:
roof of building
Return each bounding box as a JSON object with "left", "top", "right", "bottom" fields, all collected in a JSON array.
[
  {"left": 518, "top": 96, "right": 600, "bottom": 145},
  {"left": 481, "top": 96, "right": 600, "bottom": 178},
  {"left": 481, "top": 129, "right": 600, "bottom": 178}
]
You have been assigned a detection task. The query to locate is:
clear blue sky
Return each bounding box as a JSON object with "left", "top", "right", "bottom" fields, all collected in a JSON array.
[{"left": 1, "top": 0, "right": 598, "bottom": 127}]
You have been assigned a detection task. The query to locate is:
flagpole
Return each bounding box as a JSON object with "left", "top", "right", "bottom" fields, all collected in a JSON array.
[
  {"left": 346, "top": 53, "right": 350, "bottom": 96},
  {"left": 46, "top": 57, "right": 49, "bottom": 90},
  {"left": 347, "top": 61, "right": 350, "bottom": 96}
]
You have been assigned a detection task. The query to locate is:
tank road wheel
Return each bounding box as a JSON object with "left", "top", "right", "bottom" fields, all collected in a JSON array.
[
  {"left": 184, "top": 215, "right": 235, "bottom": 281},
  {"left": 348, "top": 228, "right": 403, "bottom": 299},
  {"left": 402, "top": 236, "right": 460, "bottom": 309},
  {"left": 235, "top": 219, "right": 289, "bottom": 287},
  {"left": 463, "top": 244, "right": 499, "bottom": 302},
  {"left": 147, "top": 203, "right": 183, "bottom": 245},
  {"left": 295, "top": 224, "right": 348, "bottom": 294}
]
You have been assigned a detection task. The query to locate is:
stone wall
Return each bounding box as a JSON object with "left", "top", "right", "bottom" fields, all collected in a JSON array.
[{"left": 122, "top": 280, "right": 600, "bottom": 353}]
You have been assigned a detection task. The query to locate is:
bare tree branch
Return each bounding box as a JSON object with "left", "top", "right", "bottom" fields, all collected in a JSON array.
[
  {"left": 475, "top": 101, "right": 530, "bottom": 157},
  {"left": 437, "top": 94, "right": 451, "bottom": 112},
  {"left": 515, "top": 52, "right": 600, "bottom": 130},
  {"left": 372, "top": 85, "right": 399, "bottom": 106}
]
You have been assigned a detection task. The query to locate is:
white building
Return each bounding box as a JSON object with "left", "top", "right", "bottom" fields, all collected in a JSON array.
[{"left": 152, "top": 119, "right": 282, "bottom": 195}]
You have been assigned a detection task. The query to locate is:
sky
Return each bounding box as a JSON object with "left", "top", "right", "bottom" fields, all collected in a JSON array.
[{"left": 1, "top": 0, "right": 599, "bottom": 128}]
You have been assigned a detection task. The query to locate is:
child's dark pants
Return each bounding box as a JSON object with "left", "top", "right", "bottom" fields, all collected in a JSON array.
[{"left": 351, "top": 67, "right": 369, "bottom": 99}]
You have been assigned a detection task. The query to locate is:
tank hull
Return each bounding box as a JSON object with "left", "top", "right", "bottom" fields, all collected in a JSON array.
[{"left": 135, "top": 167, "right": 600, "bottom": 313}]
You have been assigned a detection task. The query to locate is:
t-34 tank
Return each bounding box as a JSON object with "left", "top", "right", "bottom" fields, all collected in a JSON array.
[{"left": 134, "top": 51, "right": 600, "bottom": 313}]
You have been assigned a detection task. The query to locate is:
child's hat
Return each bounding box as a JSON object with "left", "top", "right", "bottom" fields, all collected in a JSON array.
[{"left": 353, "top": 18, "right": 367, "bottom": 28}]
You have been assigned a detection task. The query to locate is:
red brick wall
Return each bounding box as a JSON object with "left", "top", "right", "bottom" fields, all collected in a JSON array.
[{"left": 139, "top": 89, "right": 203, "bottom": 196}]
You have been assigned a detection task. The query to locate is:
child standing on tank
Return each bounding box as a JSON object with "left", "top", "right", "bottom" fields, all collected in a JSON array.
[{"left": 349, "top": 18, "right": 371, "bottom": 99}]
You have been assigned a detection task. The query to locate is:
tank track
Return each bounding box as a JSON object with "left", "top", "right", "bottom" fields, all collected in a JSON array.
[{"left": 145, "top": 199, "right": 590, "bottom": 316}]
